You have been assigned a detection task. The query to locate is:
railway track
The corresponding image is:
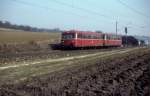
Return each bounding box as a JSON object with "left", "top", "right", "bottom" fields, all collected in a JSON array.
[
  {"left": 0, "top": 47, "right": 132, "bottom": 65},
  {"left": 0, "top": 47, "right": 145, "bottom": 85},
  {"left": 0, "top": 47, "right": 139, "bottom": 70}
]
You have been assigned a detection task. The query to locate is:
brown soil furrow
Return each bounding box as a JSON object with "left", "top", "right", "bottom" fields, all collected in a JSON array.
[{"left": 0, "top": 47, "right": 150, "bottom": 96}]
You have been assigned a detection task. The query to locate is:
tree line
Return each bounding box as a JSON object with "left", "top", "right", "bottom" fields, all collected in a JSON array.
[{"left": 0, "top": 20, "right": 62, "bottom": 32}]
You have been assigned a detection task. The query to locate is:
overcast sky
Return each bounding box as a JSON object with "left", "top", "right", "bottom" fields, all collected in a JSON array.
[{"left": 0, "top": 0, "right": 150, "bottom": 36}]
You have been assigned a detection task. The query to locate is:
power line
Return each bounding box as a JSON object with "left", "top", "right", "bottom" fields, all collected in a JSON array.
[
  {"left": 10, "top": 0, "right": 116, "bottom": 25},
  {"left": 11, "top": 0, "right": 53, "bottom": 11},
  {"left": 49, "top": 0, "right": 121, "bottom": 31},
  {"left": 84, "top": 0, "right": 144, "bottom": 23},
  {"left": 9, "top": 0, "right": 148, "bottom": 32},
  {"left": 82, "top": 0, "right": 149, "bottom": 29},
  {"left": 10, "top": 0, "right": 115, "bottom": 23},
  {"left": 9, "top": 0, "right": 117, "bottom": 31},
  {"left": 116, "top": 0, "right": 150, "bottom": 19},
  {"left": 52, "top": 0, "right": 148, "bottom": 32},
  {"left": 11, "top": 0, "right": 87, "bottom": 18},
  {"left": 79, "top": 0, "right": 126, "bottom": 17},
  {"left": 50, "top": 0, "right": 115, "bottom": 21}
]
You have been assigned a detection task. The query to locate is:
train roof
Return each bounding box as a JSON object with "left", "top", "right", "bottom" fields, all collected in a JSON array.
[
  {"left": 105, "top": 33, "right": 122, "bottom": 36},
  {"left": 63, "top": 30, "right": 103, "bottom": 35},
  {"left": 63, "top": 30, "right": 122, "bottom": 36}
]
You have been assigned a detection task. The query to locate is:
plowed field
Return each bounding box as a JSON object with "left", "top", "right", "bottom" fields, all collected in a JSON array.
[{"left": 0, "top": 47, "right": 150, "bottom": 96}]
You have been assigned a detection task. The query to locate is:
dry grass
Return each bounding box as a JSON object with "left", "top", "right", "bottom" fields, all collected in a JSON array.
[{"left": 0, "top": 28, "right": 61, "bottom": 44}]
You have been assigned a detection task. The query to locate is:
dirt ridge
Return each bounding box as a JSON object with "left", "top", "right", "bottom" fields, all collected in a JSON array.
[{"left": 0, "top": 48, "right": 150, "bottom": 96}]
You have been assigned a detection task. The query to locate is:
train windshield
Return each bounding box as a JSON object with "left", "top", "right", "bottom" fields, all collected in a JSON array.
[{"left": 62, "top": 34, "right": 75, "bottom": 40}]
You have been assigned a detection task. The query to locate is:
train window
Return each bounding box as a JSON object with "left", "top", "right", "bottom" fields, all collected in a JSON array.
[
  {"left": 90, "top": 35, "right": 93, "bottom": 39},
  {"left": 96, "top": 35, "right": 99, "bottom": 39},
  {"left": 91, "top": 35, "right": 94, "bottom": 39},
  {"left": 77, "top": 34, "right": 88, "bottom": 39},
  {"left": 84, "top": 35, "right": 89, "bottom": 39},
  {"left": 116, "top": 36, "right": 118, "bottom": 40},
  {"left": 118, "top": 36, "right": 121, "bottom": 40},
  {"left": 115, "top": 35, "right": 119, "bottom": 40},
  {"left": 99, "top": 35, "right": 103, "bottom": 39},
  {"left": 93, "top": 35, "right": 97, "bottom": 39},
  {"left": 116, "top": 35, "right": 119, "bottom": 40},
  {"left": 111, "top": 36, "right": 113, "bottom": 39},
  {"left": 102, "top": 35, "right": 105, "bottom": 40},
  {"left": 107, "top": 35, "right": 110, "bottom": 40},
  {"left": 77, "top": 34, "right": 105, "bottom": 39},
  {"left": 110, "top": 35, "right": 121, "bottom": 40},
  {"left": 79, "top": 34, "right": 84, "bottom": 39},
  {"left": 95, "top": 35, "right": 100, "bottom": 39},
  {"left": 111, "top": 36, "right": 113, "bottom": 40},
  {"left": 109, "top": 36, "right": 111, "bottom": 40},
  {"left": 87, "top": 35, "right": 90, "bottom": 39},
  {"left": 109, "top": 35, "right": 117, "bottom": 40},
  {"left": 62, "top": 34, "right": 75, "bottom": 40},
  {"left": 91, "top": 35, "right": 99, "bottom": 39},
  {"left": 113, "top": 35, "right": 116, "bottom": 40},
  {"left": 83, "top": 34, "right": 87, "bottom": 39},
  {"left": 77, "top": 34, "right": 82, "bottom": 38},
  {"left": 110, "top": 35, "right": 112, "bottom": 40}
]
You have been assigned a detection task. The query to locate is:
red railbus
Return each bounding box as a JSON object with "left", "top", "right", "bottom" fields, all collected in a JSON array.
[
  {"left": 61, "top": 30, "right": 122, "bottom": 48},
  {"left": 103, "top": 33, "right": 122, "bottom": 46}
]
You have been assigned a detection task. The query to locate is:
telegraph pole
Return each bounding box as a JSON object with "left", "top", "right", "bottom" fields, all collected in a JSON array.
[
  {"left": 116, "top": 21, "right": 118, "bottom": 35},
  {"left": 125, "top": 27, "right": 128, "bottom": 46}
]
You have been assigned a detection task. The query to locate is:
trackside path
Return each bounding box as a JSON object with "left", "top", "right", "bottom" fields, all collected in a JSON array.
[
  {"left": 0, "top": 47, "right": 139, "bottom": 70},
  {"left": 0, "top": 47, "right": 145, "bottom": 85}
]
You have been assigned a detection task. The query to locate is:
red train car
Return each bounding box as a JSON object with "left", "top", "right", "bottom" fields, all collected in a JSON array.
[
  {"left": 104, "top": 33, "right": 122, "bottom": 46},
  {"left": 61, "top": 30, "right": 122, "bottom": 48}
]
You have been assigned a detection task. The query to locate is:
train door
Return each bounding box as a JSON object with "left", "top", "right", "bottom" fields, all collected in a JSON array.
[
  {"left": 103, "top": 34, "right": 107, "bottom": 46},
  {"left": 76, "top": 33, "right": 83, "bottom": 47},
  {"left": 81, "top": 33, "right": 85, "bottom": 47}
]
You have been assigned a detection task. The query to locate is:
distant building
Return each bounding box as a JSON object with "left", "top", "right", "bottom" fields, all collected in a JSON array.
[
  {"left": 122, "top": 36, "right": 148, "bottom": 46},
  {"left": 145, "top": 40, "right": 149, "bottom": 45},
  {"left": 122, "top": 36, "right": 138, "bottom": 46},
  {"left": 137, "top": 40, "right": 145, "bottom": 46},
  {"left": 134, "top": 36, "right": 150, "bottom": 46}
]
